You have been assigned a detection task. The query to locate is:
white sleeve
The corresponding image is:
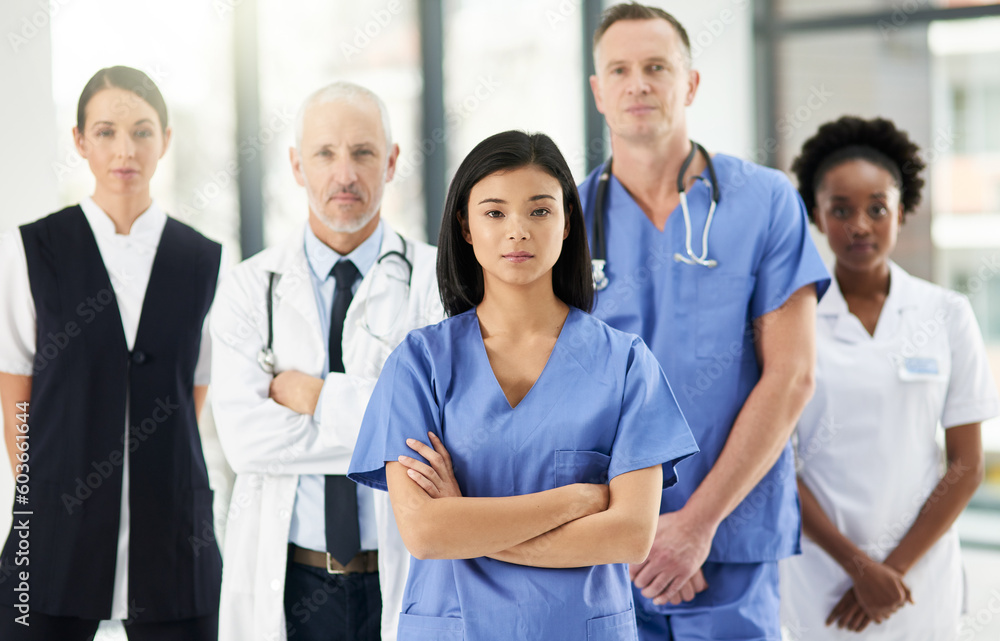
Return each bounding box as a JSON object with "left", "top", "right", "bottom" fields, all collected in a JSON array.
[
  {"left": 209, "top": 266, "right": 353, "bottom": 476},
  {"left": 942, "top": 291, "right": 1000, "bottom": 428},
  {"left": 193, "top": 245, "right": 230, "bottom": 386},
  {"left": 0, "top": 231, "right": 37, "bottom": 376}
]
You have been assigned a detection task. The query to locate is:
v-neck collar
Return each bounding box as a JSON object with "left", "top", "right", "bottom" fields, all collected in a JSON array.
[
  {"left": 471, "top": 306, "right": 576, "bottom": 411},
  {"left": 608, "top": 162, "right": 714, "bottom": 235}
]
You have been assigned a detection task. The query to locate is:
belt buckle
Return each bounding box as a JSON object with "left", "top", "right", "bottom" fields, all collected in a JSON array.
[{"left": 325, "top": 553, "right": 346, "bottom": 575}]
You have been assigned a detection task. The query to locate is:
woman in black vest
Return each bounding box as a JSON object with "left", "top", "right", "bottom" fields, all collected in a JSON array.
[{"left": 0, "top": 66, "right": 222, "bottom": 640}]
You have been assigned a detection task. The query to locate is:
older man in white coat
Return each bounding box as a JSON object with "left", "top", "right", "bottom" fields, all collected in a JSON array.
[{"left": 211, "top": 82, "right": 443, "bottom": 641}]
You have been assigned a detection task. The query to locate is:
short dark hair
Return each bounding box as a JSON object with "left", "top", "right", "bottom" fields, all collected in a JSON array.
[
  {"left": 77, "top": 66, "right": 169, "bottom": 133},
  {"left": 593, "top": 2, "right": 692, "bottom": 68},
  {"left": 437, "top": 131, "right": 594, "bottom": 317},
  {"left": 792, "top": 116, "right": 925, "bottom": 222}
]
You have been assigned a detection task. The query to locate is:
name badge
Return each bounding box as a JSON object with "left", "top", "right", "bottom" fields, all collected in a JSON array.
[{"left": 898, "top": 357, "right": 942, "bottom": 382}]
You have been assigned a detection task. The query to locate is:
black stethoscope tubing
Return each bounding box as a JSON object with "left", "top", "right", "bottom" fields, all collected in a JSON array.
[
  {"left": 257, "top": 233, "right": 412, "bottom": 373},
  {"left": 589, "top": 141, "right": 720, "bottom": 289}
]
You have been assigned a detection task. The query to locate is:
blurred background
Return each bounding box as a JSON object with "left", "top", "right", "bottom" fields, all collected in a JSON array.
[{"left": 1, "top": 0, "right": 999, "bottom": 638}]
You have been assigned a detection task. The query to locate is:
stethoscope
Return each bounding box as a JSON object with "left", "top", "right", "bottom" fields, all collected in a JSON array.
[
  {"left": 257, "top": 233, "right": 413, "bottom": 374},
  {"left": 589, "top": 140, "right": 721, "bottom": 291}
]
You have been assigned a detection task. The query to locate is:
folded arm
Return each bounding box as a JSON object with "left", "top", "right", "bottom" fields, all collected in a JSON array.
[
  {"left": 396, "top": 433, "right": 660, "bottom": 566},
  {"left": 209, "top": 273, "right": 370, "bottom": 475},
  {"left": 488, "top": 464, "right": 662, "bottom": 567},
  {"left": 386, "top": 455, "right": 609, "bottom": 561}
]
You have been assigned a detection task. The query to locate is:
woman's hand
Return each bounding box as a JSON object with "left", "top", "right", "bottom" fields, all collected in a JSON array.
[
  {"left": 826, "top": 559, "right": 912, "bottom": 630},
  {"left": 398, "top": 432, "right": 463, "bottom": 498},
  {"left": 826, "top": 589, "right": 872, "bottom": 632},
  {"left": 850, "top": 559, "right": 912, "bottom": 623},
  {"left": 399, "top": 432, "right": 610, "bottom": 518}
]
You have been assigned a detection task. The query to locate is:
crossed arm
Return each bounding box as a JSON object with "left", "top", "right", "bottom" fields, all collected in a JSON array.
[{"left": 387, "top": 433, "right": 663, "bottom": 567}]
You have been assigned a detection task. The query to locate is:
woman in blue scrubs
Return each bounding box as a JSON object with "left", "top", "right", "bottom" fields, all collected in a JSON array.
[{"left": 349, "top": 131, "right": 698, "bottom": 640}]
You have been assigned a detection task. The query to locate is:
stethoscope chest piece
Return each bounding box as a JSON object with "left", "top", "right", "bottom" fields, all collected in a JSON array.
[
  {"left": 592, "top": 259, "right": 609, "bottom": 291},
  {"left": 257, "top": 347, "right": 275, "bottom": 374}
]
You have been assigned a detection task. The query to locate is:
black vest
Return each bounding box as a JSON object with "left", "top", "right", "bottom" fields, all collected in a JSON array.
[{"left": 0, "top": 206, "right": 222, "bottom": 622}]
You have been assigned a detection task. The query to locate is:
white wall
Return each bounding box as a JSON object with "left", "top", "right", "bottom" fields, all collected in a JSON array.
[
  {"left": 648, "top": 1, "right": 756, "bottom": 158},
  {"left": 0, "top": 0, "right": 60, "bottom": 558},
  {"left": 0, "top": 0, "right": 58, "bottom": 232}
]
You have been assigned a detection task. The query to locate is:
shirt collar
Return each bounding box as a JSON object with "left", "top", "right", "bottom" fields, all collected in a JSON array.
[
  {"left": 304, "top": 219, "right": 384, "bottom": 281},
  {"left": 80, "top": 196, "right": 167, "bottom": 247},
  {"left": 818, "top": 260, "right": 917, "bottom": 318}
]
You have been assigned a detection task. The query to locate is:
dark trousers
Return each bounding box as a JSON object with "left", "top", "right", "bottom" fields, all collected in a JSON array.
[
  {"left": 0, "top": 607, "right": 218, "bottom": 641},
  {"left": 283, "top": 552, "right": 381, "bottom": 641}
]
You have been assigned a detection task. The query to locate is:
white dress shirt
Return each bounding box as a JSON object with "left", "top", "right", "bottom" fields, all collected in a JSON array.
[
  {"left": 0, "top": 197, "right": 214, "bottom": 620},
  {"left": 287, "top": 222, "right": 383, "bottom": 553}
]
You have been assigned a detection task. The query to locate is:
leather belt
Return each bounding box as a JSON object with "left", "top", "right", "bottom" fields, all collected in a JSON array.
[{"left": 289, "top": 544, "right": 379, "bottom": 575}]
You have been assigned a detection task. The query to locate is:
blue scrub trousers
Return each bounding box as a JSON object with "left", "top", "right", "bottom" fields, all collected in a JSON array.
[{"left": 634, "top": 562, "right": 780, "bottom": 641}]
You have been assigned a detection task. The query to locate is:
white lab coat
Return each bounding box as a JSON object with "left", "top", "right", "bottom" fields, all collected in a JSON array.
[
  {"left": 210, "top": 224, "right": 443, "bottom": 641},
  {"left": 780, "top": 261, "right": 1000, "bottom": 641}
]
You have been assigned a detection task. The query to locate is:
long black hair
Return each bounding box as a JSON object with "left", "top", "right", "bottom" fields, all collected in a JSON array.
[{"left": 437, "top": 131, "right": 594, "bottom": 316}]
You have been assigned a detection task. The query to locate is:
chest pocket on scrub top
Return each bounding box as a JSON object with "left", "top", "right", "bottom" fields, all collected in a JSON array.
[
  {"left": 555, "top": 450, "right": 611, "bottom": 487},
  {"left": 696, "top": 274, "right": 756, "bottom": 360}
]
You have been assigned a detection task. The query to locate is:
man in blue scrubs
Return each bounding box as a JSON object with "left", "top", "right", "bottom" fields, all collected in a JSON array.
[{"left": 581, "top": 4, "right": 830, "bottom": 640}]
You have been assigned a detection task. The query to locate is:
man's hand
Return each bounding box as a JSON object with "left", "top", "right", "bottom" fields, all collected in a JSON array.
[
  {"left": 630, "top": 508, "right": 716, "bottom": 605},
  {"left": 268, "top": 370, "right": 324, "bottom": 415},
  {"left": 662, "top": 569, "right": 708, "bottom": 605}
]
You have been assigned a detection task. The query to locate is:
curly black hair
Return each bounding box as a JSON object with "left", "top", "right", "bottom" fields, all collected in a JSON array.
[{"left": 791, "top": 116, "right": 925, "bottom": 222}]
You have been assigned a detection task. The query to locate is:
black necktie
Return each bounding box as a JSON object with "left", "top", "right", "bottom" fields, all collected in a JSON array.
[{"left": 325, "top": 259, "right": 361, "bottom": 565}]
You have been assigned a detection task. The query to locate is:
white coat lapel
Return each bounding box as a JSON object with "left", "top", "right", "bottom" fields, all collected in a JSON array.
[
  {"left": 263, "top": 228, "right": 327, "bottom": 375},
  {"left": 342, "top": 226, "right": 408, "bottom": 372}
]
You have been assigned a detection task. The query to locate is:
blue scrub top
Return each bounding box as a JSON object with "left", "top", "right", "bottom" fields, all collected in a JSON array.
[
  {"left": 350, "top": 307, "right": 698, "bottom": 641},
  {"left": 579, "top": 154, "right": 830, "bottom": 565}
]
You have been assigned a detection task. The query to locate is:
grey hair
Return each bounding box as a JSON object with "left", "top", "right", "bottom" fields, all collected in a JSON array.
[{"left": 294, "top": 81, "right": 393, "bottom": 150}]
